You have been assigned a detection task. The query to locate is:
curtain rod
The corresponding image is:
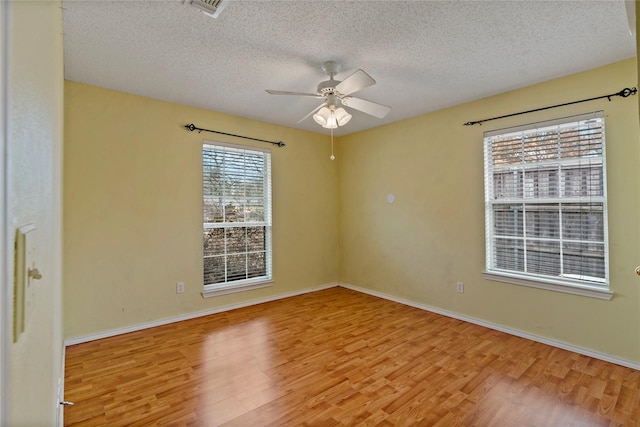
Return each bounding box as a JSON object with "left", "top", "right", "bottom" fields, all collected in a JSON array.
[
  {"left": 463, "top": 87, "right": 637, "bottom": 126},
  {"left": 184, "top": 123, "right": 285, "bottom": 147}
]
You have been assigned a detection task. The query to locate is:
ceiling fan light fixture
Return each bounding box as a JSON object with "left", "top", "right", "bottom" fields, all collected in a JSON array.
[
  {"left": 334, "top": 107, "right": 352, "bottom": 126},
  {"left": 313, "top": 107, "right": 331, "bottom": 127},
  {"left": 313, "top": 107, "right": 351, "bottom": 129},
  {"left": 325, "top": 114, "right": 338, "bottom": 129}
]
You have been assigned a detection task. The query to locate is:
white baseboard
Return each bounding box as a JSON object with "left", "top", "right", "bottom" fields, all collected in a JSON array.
[
  {"left": 64, "top": 282, "right": 338, "bottom": 346},
  {"left": 339, "top": 282, "right": 640, "bottom": 371}
]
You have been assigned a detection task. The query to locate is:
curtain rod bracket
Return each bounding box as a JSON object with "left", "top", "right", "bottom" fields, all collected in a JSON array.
[
  {"left": 463, "top": 87, "right": 637, "bottom": 126},
  {"left": 184, "top": 123, "right": 285, "bottom": 147}
]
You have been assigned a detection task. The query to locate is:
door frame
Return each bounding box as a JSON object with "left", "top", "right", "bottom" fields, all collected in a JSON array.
[{"left": 0, "top": 0, "right": 10, "bottom": 423}]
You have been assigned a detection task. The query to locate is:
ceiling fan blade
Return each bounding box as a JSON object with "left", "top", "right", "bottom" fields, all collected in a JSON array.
[
  {"left": 341, "top": 97, "right": 391, "bottom": 119},
  {"left": 297, "top": 103, "right": 326, "bottom": 123},
  {"left": 266, "top": 89, "right": 322, "bottom": 98},
  {"left": 335, "top": 69, "right": 376, "bottom": 96}
]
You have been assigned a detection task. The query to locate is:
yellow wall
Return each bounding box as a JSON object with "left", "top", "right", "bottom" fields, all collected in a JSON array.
[
  {"left": 64, "top": 82, "right": 339, "bottom": 339},
  {"left": 637, "top": 1, "right": 640, "bottom": 116},
  {"left": 66, "top": 59, "right": 640, "bottom": 363},
  {"left": 338, "top": 58, "right": 640, "bottom": 362},
  {"left": 8, "top": 0, "right": 64, "bottom": 424}
]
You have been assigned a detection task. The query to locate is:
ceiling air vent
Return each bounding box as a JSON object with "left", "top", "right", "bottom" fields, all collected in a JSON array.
[{"left": 189, "top": 0, "right": 228, "bottom": 19}]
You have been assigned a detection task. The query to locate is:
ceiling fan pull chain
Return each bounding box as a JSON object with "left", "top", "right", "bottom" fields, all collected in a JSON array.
[{"left": 330, "top": 128, "right": 335, "bottom": 161}]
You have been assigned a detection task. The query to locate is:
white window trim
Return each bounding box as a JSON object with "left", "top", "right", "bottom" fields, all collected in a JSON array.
[
  {"left": 483, "top": 271, "right": 613, "bottom": 300},
  {"left": 202, "top": 140, "right": 273, "bottom": 297},
  {"left": 483, "top": 111, "right": 611, "bottom": 299},
  {"left": 202, "top": 278, "right": 274, "bottom": 298}
]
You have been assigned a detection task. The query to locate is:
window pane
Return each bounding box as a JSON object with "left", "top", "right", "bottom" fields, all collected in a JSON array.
[
  {"left": 493, "top": 171, "right": 522, "bottom": 199},
  {"left": 223, "top": 203, "right": 243, "bottom": 222},
  {"left": 561, "top": 166, "right": 603, "bottom": 197},
  {"left": 560, "top": 124, "right": 603, "bottom": 159},
  {"left": 492, "top": 136, "right": 523, "bottom": 166},
  {"left": 562, "top": 204, "right": 604, "bottom": 242},
  {"left": 226, "top": 227, "right": 247, "bottom": 254},
  {"left": 523, "top": 131, "right": 558, "bottom": 163},
  {"left": 493, "top": 204, "right": 523, "bottom": 237},
  {"left": 227, "top": 254, "right": 247, "bottom": 282},
  {"left": 246, "top": 204, "right": 264, "bottom": 222},
  {"left": 494, "top": 238, "right": 524, "bottom": 272},
  {"left": 246, "top": 182, "right": 264, "bottom": 198},
  {"left": 247, "top": 252, "right": 266, "bottom": 278},
  {"left": 246, "top": 226, "right": 265, "bottom": 252},
  {"left": 563, "top": 242, "right": 605, "bottom": 280},
  {"left": 245, "top": 155, "right": 265, "bottom": 196},
  {"left": 223, "top": 152, "right": 245, "bottom": 185},
  {"left": 523, "top": 168, "right": 559, "bottom": 198},
  {"left": 525, "top": 204, "right": 559, "bottom": 239},
  {"left": 203, "top": 228, "right": 224, "bottom": 256},
  {"left": 203, "top": 151, "right": 224, "bottom": 195},
  {"left": 203, "top": 196, "right": 224, "bottom": 223},
  {"left": 526, "top": 240, "right": 560, "bottom": 276},
  {"left": 204, "top": 256, "right": 225, "bottom": 285}
]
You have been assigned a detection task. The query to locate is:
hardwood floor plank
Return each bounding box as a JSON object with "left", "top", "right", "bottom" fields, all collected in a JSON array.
[{"left": 64, "top": 287, "right": 640, "bottom": 426}]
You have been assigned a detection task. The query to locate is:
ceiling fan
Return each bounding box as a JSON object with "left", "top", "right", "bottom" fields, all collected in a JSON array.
[{"left": 265, "top": 61, "right": 391, "bottom": 129}]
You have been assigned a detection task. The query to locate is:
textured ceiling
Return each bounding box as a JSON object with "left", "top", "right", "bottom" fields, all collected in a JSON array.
[{"left": 62, "top": 1, "right": 636, "bottom": 136}]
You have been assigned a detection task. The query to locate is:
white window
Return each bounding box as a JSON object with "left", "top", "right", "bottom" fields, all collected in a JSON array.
[
  {"left": 483, "top": 112, "right": 611, "bottom": 299},
  {"left": 202, "top": 142, "right": 272, "bottom": 297}
]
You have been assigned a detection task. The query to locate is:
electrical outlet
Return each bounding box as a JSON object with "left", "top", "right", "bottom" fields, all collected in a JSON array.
[
  {"left": 456, "top": 282, "right": 464, "bottom": 293},
  {"left": 176, "top": 282, "right": 185, "bottom": 294}
]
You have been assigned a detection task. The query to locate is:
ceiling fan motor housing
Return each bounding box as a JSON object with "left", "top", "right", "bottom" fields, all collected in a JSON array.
[
  {"left": 317, "top": 80, "right": 340, "bottom": 96},
  {"left": 325, "top": 94, "right": 339, "bottom": 110}
]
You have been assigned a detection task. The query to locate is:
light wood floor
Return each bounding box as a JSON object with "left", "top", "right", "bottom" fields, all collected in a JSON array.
[{"left": 64, "top": 287, "right": 640, "bottom": 426}]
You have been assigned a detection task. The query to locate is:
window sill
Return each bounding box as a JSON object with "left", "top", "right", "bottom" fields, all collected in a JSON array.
[
  {"left": 483, "top": 271, "right": 613, "bottom": 300},
  {"left": 202, "top": 279, "right": 274, "bottom": 298}
]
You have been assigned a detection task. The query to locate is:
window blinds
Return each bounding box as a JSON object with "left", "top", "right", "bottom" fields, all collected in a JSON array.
[
  {"left": 483, "top": 112, "right": 608, "bottom": 287},
  {"left": 203, "top": 143, "right": 272, "bottom": 288}
]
